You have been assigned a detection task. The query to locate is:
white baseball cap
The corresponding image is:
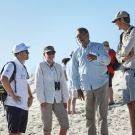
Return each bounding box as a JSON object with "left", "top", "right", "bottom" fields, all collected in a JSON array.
[{"left": 12, "top": 43, "right": 30, "bottom": 53}]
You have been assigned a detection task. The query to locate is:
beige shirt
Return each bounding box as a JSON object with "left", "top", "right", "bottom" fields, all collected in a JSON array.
[
  {"left": 116, "top": 26, "right": 135, "bottom": 69},
  {"left": 35, "top": 61, "right": 69, "bottom": 104}
]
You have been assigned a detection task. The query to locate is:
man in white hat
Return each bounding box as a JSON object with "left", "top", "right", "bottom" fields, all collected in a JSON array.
[
  {"left": 1, "top": 43, "right": 33, "bottom": 135},
  {"left": 112, "top": 11, "right": 135, "bottom": 134}
]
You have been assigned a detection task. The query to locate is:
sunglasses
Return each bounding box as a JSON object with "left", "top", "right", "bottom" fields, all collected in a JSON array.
[
  {"left": 104, "top": 45, "right": 109, "bottom": 47},
  {"left": 21, "top": 50, "right": 29, "bottom": 53},
  {"left": 46, "top": 51, "right": 55, "bottom": 55}
]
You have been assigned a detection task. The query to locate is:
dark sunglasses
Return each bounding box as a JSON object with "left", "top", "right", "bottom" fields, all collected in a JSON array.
[
  {"left": 46, "top": 51, "right": 55, "bottom": 55},
  {"left": 104, "top": 45, "right": 109, "bottom": 47}
]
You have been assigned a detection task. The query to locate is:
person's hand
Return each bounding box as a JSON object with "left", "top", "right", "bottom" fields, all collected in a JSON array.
[
  {"left": 27, "top": 97, "right": 33, "bottom": 107},
  {"left": 11, "top": 94, "right": 21, "bottom": 103},
  {"left": 40, "top": 103, "right": 46, "bottom": 110},
  {"left": 122, "top": 50, "right": 134, "bottom": 62},
  {"left": 87, "top": 53, "right": 97, "bottom": 61},
  {"left": 77, "top": 89, "right": 84, "bottom": 101},
  {"left": 63, "top": 103, "right": 67, "bottom": 109}
]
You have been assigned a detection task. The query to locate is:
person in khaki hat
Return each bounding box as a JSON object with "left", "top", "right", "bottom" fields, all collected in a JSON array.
[
  {"left": 111, "top": 11, "right": 130, "bottom": 23},
  {"left": 35, "top": 46, "right": 69, "bottom": 135},
  {"left": 112, "top": 11, "right": 135, "bottom": 134},
  {"left": 102, "top": 41, "right": 115, "bottom": 105}
]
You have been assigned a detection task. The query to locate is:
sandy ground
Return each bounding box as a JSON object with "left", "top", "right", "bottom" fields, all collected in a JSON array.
[{"left": 0, "top": 76, "right": 132, "bottom": 135}]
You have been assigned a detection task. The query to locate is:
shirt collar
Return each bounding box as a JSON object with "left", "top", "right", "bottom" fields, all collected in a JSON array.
[
  {"left": 14, "top": 57, "right": 24, "bottom": 66},
  {"left": 81, "top": 41, "right": 91, "bottom": 49},
  {"left": 44, "top": 60, "right": 56, "bottom": 67}
]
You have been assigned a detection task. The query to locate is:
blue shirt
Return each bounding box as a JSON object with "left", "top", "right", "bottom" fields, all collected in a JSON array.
[{"left": 71, "top": 42, "right": 110, "bottom": 91}]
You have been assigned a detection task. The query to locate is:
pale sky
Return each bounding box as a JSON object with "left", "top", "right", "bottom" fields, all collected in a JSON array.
[{"left": 0, "top": 0, "right": 135, "bottom": 74}]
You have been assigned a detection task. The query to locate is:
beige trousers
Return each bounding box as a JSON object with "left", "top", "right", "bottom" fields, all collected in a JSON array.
[
  {"left": 83, "top": 82, "right": 108, "bottom": 135},
  {"left": 41, "top": 100, "right": 69, "bottom": 133}
]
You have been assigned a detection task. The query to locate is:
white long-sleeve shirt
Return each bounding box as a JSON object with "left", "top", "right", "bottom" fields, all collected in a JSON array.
[{"left": 35, "top": 61, "right": 69, "bottom": 104}]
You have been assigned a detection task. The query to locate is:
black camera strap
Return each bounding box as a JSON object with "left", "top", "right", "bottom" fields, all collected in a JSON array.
[{"left": 44, "top": 62, "right": 60, "bottom": 90}]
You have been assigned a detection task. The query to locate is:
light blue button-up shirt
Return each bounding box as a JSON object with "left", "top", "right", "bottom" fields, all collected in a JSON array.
[{"left": 71, "top": 42, "right": 110, "bottom": 91}]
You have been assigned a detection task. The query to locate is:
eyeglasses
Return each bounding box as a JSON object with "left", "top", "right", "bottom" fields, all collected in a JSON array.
[{"left": 46, "top": 51, "right": 55, "bottom": 55}]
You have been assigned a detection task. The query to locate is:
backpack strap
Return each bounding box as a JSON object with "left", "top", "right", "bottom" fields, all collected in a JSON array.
[
  {"left": 8, "top": 62, "right": 17, "bottom": 93},
  {"left": 120, "top": 32, "right": 124, "bottom": 45},
  {"left": 119, "top": 26, "right": 135, "bottom": 46},
  {"left": 127, "top": 26, "right": 135, "bottom": 34},
  {"left": 23, "top": 65, "right": 29, "bottom": 79},
  {"left": 1, "top": 61, "right": 17, "bottom": 93}
]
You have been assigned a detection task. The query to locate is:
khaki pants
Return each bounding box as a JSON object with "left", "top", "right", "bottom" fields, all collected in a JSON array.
[
  {"left": 41, "top": 100, "right": 69, "bottom": 133},
  {"left": 83, "top": 82, "right": 108, "bottom": 135}
]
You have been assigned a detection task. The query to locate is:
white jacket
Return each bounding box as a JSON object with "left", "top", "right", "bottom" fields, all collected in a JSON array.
[{"left": 35, "top": 61, "right": 69, "bottom": 104}]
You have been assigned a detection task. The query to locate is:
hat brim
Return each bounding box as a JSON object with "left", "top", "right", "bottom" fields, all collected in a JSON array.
[
  {"left": 111, "top": 20, "right": 116, "bottom": 23},
  {"left": 21, "top": 46, "right": 30, "bottom": 51},
  {"left": 25, "top": 46, "right": 30, "bottom": 50},
  {"left": 111, "top": 18, "right": 118, "bottom": 23},
  {"left": 45, "top": 50, "right": 56, "bottom": 53}
]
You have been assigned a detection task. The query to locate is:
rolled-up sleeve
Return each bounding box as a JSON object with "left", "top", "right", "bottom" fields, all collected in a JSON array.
[
  {"left": 59, "top": 66, "right": 69, "bottom": 103},
  {"left": 35, "top": 64, "right": 45, "bottom": 103},
  {"left": 71, "top": 52, "right": 81, "bottom": 90},
  {"left": 121, "top": 29, "right": 135, "bottom": 56},
  {"left": 96, "top": 44, "right": 110, "bottom": 65}
]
